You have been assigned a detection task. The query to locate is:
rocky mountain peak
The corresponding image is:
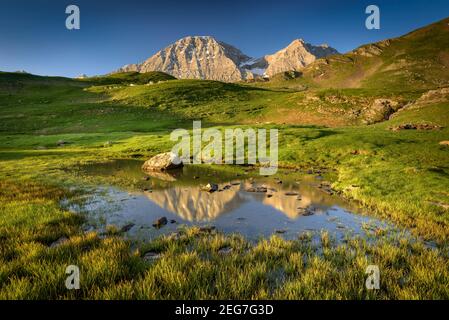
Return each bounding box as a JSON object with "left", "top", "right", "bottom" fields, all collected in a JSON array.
[{"left": 116, "top": 36, "right": 339, "bottom": 81}]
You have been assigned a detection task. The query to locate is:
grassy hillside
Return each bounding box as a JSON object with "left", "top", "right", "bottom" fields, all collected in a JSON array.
[{"left": 289, "top": 17, "right": 449, "bottom": 91}]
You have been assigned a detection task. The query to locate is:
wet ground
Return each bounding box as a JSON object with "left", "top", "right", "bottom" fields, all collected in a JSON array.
[{"left": 65, "top": 160, "right": 395, "bottom": 242}]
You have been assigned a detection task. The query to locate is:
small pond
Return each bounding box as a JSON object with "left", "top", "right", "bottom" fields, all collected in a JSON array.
[{"left": 65, "top": 160, "right": 396, "bottom": 242}]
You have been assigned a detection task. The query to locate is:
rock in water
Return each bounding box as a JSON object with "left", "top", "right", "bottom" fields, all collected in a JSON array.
[
  {"left": 201, "top": 183, "right": 219, "bottom": 193},
  {"left": 120, "top": 223, "right": 135, "bottom": 233},
  {"left": 142, "top": 152, "right": 183, "bottom": 171},
  {"left": 152, "top": 217, "right": 168, "bottom": 228}
]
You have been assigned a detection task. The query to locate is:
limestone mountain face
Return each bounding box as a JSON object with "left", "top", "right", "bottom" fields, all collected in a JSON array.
[
  {"left": 116, "top": 36, "right": 339, "bottom": 81},
  {"left": 117, "top": 36, "right": 253, "bottom": 82},
  {"left": 245, "top": 39, "right": 339, "bottom": 77}
]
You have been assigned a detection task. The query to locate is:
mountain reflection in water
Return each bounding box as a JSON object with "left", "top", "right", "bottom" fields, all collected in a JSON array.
[
  {"left": 71, "top": 160, "right": 389, "bottom": 241},
  {"left": 144, "top": 181, "right": 343, "bottom": 222}
]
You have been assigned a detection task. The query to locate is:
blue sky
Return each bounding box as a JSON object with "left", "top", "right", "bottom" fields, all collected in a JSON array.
[{"left": 1, "top": 0, "right": 448, "bottom": 77}]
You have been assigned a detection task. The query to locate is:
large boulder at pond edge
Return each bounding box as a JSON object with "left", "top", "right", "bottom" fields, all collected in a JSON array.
[{"left": 142, "top": 152, "right": 183, "bottom": 171}]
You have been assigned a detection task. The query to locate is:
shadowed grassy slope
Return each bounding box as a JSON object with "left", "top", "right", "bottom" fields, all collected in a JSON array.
[{"left": 82, "top": 71, "right": 176, "bottom": 85}]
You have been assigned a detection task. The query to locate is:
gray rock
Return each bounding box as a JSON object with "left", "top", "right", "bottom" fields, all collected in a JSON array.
[
  {"left": 152, "top": 217, "right": 168, "bottom": 228},
  {"left": 142, "top": 152, "right": 183, "bottom": 171},
  {"left": 218, "top": 247, "right": 233, "bottom": 255},
  {"left": 246, "top": 186, "right": 267, "bottom": 193},
  {"left": 143, "top": 251, "right": 162, "bottom": 262},
  {"left": 201, "top": 183, "right": 218, "bottom": 193},
  {"left": 57, "top": 140, "right": 69, "bottom": 146},
  {"left": 120, "top": 223, "right": 135, "bottom": 233},
  {"left": 50, "top": 236, "right": 68, "bottom": 248}
]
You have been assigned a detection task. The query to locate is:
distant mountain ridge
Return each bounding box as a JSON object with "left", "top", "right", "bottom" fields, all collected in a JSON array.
[{"left": 115, "top": 36, "right": 339, "bottom": 81}]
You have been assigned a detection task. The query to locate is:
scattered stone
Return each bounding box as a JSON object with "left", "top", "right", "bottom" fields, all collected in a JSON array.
[
  {"left": 170, "top": 219, "right": 177, "bottom": 224},
  {"left": 50, "top": 236, "right": 68, "bottom": 248},
  {"left": 298, "top": 207, "right": 314, "bottom": 216},
  {"left": 350, "top": 150, "right": 370, "bottom": 155},
  {"left": 57, "top": 140, "right": 69, "bottom": 146},
  {"left": 267, "top": 194, "right": 273, "bottom": 198},
  {"left": 83, "top": 225, "right": 95, "bottom": 233},
  {"left": 142, "top": 152, "right": 183, "bottom": 171},
  {"left": 218, "top": 247, "right": 233, "bottom": 255},
  {"left": 120, "top": 223, "right": 135, "bottom": 233},
  {"left": 322, "top": 189, "right": 334, "bottom": 195},
  {"left": 303, "top": 210, "right": 314, "bottom": 216},
  {"left": 390, "top": 123, "right": 443, "bottom": 131},
  {"left": 285, "top": 192, "right": 299, "bottom": 196},
  {"left": 143, "top": 251, "right": 162, "bottom": 262},
  {"left": 246, "top": 186, "right": 268, "bottom": 193},
  {"left": 152, "top": 217, "right": 168, "bottom": 228},
  {"left": 201, "top": 183, "right": 218, "bottom": 193}
]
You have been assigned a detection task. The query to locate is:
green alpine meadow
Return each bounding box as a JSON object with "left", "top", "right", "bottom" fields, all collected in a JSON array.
[{"left": 1, "top": 5, "right": 449, "bottom": 300}]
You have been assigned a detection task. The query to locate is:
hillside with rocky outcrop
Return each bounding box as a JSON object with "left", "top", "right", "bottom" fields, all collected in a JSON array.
[{"left": 294, "top": 17, "right": 449, "bottom": 90}]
